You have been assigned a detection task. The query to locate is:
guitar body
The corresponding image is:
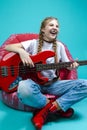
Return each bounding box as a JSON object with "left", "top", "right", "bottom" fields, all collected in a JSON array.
[{"left": 0, "top": 51, "right": 55, "bottom": 93}]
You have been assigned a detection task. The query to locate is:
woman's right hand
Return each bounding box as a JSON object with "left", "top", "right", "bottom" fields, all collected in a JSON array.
[
  {"left": 19, "top": 49, "right": 34, "bottom": 67},
  {"left": 5, "top": 43, "right": 34, "bottom": 67}
]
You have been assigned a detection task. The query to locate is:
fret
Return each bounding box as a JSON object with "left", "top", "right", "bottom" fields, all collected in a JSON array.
[{"left": 36, "top": 60, "right": 87, "bottom": 71}]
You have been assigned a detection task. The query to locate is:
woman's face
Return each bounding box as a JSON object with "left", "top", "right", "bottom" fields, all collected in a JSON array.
[{"left": 42, "top": 19, "right": 59, "bottom": 42}]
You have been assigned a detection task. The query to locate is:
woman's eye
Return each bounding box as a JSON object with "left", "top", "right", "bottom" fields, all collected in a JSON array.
[{"left": 50, "top": 24, "right": 53, "bottom": 26}]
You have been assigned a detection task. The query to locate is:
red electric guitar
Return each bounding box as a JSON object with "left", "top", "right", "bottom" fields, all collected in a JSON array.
[{"left": 0, "top": 50, "right": 87, "bottom": 93}]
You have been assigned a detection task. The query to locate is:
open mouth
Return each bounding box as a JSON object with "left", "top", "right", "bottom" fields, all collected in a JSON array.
[{"left": 50, "top": 30, "right": 57, "bottom": 35}]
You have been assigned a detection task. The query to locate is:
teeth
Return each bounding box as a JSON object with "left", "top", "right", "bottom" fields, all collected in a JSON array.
[{"left": 50, "top": 30, "right": 57, "bottom": 34}]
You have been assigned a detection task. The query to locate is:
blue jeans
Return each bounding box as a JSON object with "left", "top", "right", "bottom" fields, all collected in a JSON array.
[{"left": 17, "top": 79, "right": 87, "bottom": 111}]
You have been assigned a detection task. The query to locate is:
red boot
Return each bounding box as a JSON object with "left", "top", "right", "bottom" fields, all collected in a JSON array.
[
  {"left": 58, "top": 108, "right": 74, "bottom": 118},
  {"left": 32, "top": 101, "right": 57, "bottom": 130}
]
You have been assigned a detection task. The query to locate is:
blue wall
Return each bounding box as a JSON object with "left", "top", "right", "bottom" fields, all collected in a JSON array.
[{"left": 0, "top": 0, "right": 87, "bottom": 78}]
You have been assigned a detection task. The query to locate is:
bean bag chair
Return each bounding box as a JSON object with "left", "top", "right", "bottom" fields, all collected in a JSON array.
[{"left": 0, "top": 33, "right": 77, "bottom": 111}]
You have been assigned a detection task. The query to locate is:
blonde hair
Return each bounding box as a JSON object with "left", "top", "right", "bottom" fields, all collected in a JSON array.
[{"left": 37, "top": 17, "right": 59, "bottom": 63}]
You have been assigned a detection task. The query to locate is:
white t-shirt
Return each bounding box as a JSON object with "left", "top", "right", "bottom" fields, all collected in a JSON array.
[{"left": 21, "top": 39, "right": 70, "bottom": 81}]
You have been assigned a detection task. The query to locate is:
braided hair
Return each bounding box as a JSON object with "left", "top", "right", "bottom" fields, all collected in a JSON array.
[{"left": 37, "top": 17, "right": 59, "bottom": 63}]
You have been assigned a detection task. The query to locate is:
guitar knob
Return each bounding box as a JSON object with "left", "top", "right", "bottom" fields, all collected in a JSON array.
[
  {"left": 12, "top": 82, "right": 16, "bottom": 86},
  {"left": 9, "top": 77, "right": 22, "bottom": 90},
  {"left": 17, "top": 77, "right": 22, "bottom": 81},
  {"left": 15, "top": 80, "right": 19, "bottom": 84},
  {"left": 9, "top": 82, "right": 16, "bottom": 89}
]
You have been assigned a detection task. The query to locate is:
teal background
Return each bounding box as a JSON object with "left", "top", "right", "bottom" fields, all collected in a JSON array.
[{"left": 0, "top": 0, "right": 87, "bottom": 130}]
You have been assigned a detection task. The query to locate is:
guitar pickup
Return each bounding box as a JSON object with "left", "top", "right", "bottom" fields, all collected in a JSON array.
[{"left": 1, "top": 66, "right": 8, "bottom": 77}]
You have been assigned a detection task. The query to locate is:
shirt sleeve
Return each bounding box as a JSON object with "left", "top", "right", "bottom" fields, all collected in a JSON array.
[{"left": 21, "top": 39, "right": 37, "bottom": 54}]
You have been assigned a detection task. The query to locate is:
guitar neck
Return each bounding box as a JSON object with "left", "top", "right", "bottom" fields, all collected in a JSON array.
[
  {"left": 36, "top": 60, "right": 87, "bottom": 71},
  {"left": 1, "top": 60, "right": 87, "bottom": 77},
  {"left": 77, "top": 60, "right": 87, "bottom": 66}
]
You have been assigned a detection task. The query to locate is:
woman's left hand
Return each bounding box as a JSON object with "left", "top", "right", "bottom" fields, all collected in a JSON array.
[{"left": 67, "top": 61, "right": 79, "bottom": 70}]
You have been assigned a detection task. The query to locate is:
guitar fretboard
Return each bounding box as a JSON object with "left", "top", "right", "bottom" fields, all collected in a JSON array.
[
  {"left": 1, "top": 60, "right": 87, "bottom": 76},
  {"left": 36, "top": 60, "right": 87, "bottom": 71}
]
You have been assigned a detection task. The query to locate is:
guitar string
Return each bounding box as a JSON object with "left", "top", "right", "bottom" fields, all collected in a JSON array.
[
  {"left": 1, "top": 61, "right": 87, "bottom": 76},
  {"left": 1, "top": 60, "right": 87, "bottom": 71}
]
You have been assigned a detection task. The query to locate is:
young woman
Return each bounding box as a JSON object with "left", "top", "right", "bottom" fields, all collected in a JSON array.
[{"left": 5, "top": 17, "right": 87, "bottom": 130}]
